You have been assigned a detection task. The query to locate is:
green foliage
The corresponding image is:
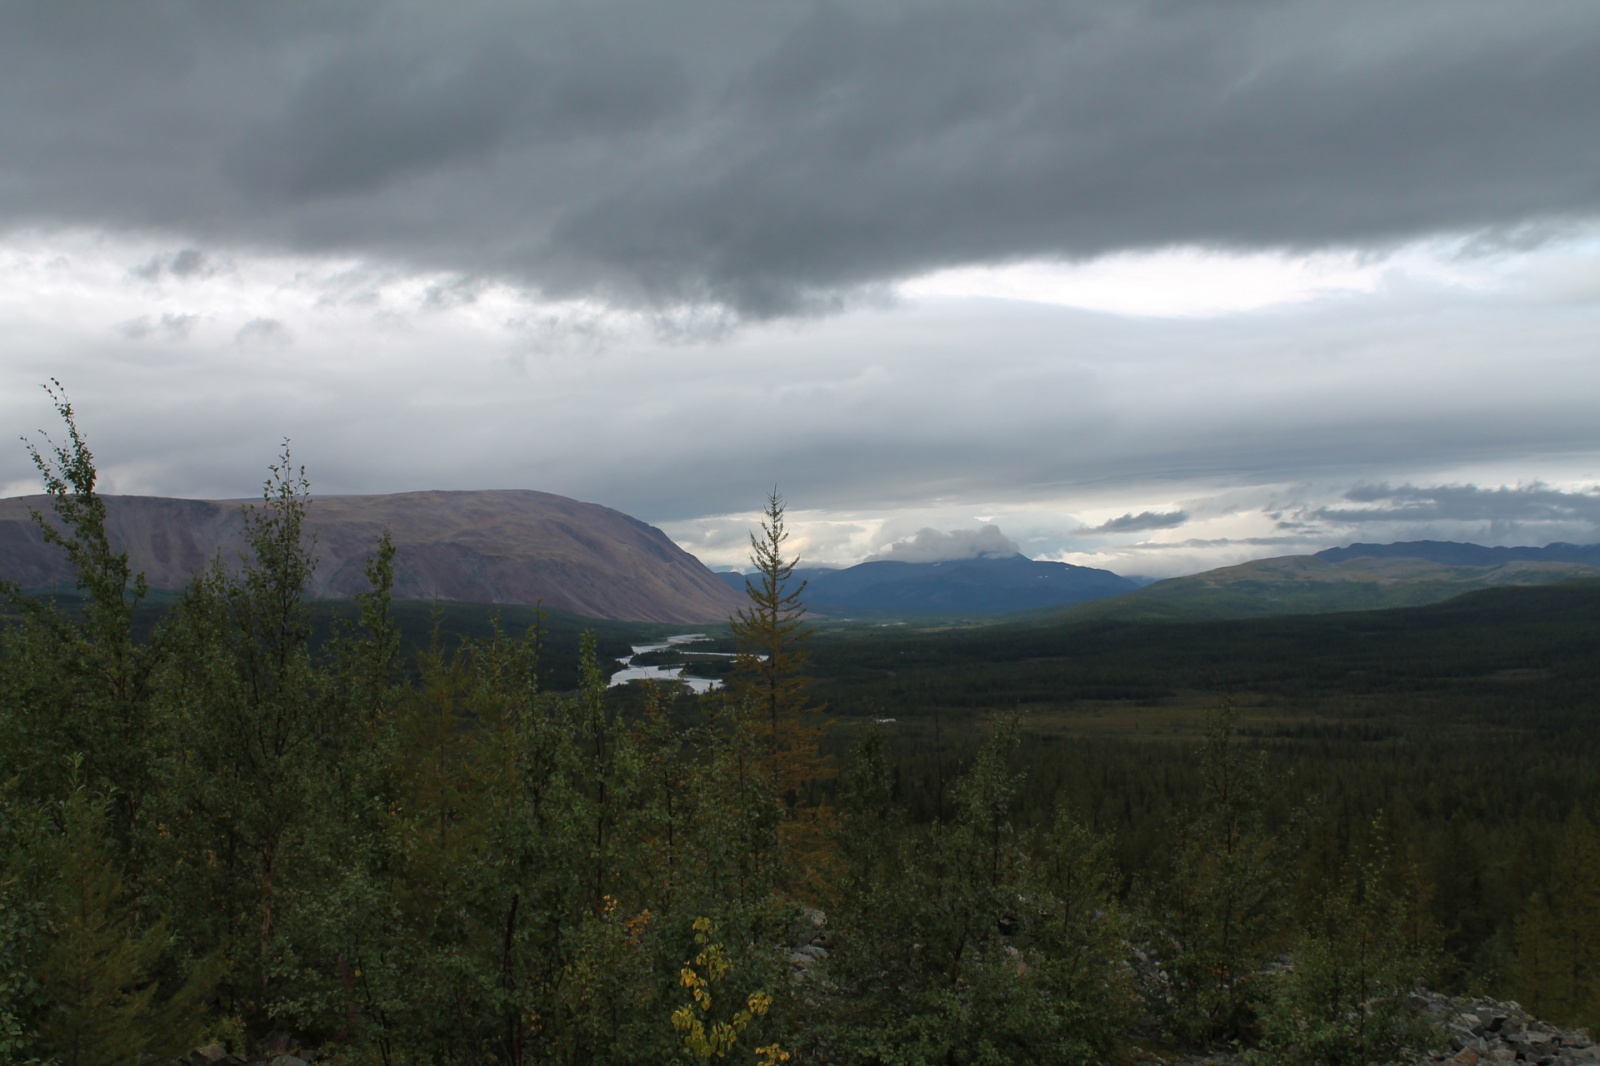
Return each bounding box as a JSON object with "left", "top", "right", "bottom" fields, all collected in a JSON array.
[
  {"left": 0, "top": 780, "right": 48, "bottom": 1065},
  {"left": 1511, "top": 812, "right": 1600, "bottom": 1031},
  {"left": 1156, "top": 699, "right": 1284, "bottom": 1048},
  {"left": 1257, "top": 814, "right": 1439, "bottom": 1066},
  {"left": 149, "top": 445, "right": 353, "bottom": 1022},
  {"left": 0, "top": 382, "right": 162, "bottom": 854},
  {"left": 33, "top": 775, "right": 213, "bottom": 1066},
  {"left": 817, "top": 718, "right": 1130, "bottom": 1065}
]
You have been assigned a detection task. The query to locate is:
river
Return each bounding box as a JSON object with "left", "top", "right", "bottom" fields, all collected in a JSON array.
[{"left": 607, "top": 632, "right": 727, "bottom": 694}]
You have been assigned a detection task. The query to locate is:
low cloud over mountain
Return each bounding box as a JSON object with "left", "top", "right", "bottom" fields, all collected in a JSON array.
[{"left": 870, "top": 525, "right": 1019, "bottom": 564}]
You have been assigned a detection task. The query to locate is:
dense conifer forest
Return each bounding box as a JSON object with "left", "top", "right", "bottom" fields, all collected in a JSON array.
[{"left": 3, "top": 404, "right": 1599, "bottom": 1064}]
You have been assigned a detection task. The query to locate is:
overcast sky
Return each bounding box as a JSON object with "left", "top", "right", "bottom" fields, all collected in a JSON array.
[{"left": 3, "top": 1, "right": 1599, "bottom": 577}]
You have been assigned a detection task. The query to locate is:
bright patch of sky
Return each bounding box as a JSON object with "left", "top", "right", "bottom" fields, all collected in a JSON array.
[{"left": 898, "top": 235, "right": 1566, "bottom": 318}]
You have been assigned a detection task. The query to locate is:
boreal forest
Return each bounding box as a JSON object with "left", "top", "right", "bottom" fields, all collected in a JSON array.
[{"left": 3, "top": 402, "right": 1600, "bottom": 1066}]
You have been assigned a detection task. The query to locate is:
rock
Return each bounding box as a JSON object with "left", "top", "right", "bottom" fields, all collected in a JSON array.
[
  {"left": 261, "top": 1031, "right": 295, "bottom": 1055},
  {"left": 1509, "top": 1029, "right": 1553, "bottom": 1054},
  {"left": 1412, "top": 992, "right": 1600, "bottom": 1066},
  {"left": 270, "top": 1057, "right": 308, "bottom": 1066},
  {"left": 188, "top": 1045, "right": 245, "bottom": 1066}
]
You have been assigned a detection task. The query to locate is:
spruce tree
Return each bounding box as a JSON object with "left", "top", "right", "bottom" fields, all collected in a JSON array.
[
  {"left": 34, "top": 779, "right": 212, "bottom": 1066},
  {"left": 727, "top": 491, "right": 831, "bottom": 888}
]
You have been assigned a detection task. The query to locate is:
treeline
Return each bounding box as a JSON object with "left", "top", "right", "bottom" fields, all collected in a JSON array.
[
  {"left": 2, "top": 405, "right": 1598, "bottom": 1064},
  {"left": 4, "top": 588, "right": 644, "bottom": 695}
]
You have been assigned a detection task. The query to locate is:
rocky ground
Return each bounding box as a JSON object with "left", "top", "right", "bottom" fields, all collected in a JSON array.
[
  {"left": 1414, "top": 993, "right": 1598, "bottom": 1066},
  {"left": 178, "top": 920, "right": 1592, "bottom": 1066},
  {"left": 1142, "top": 993, "right": 1597, "bottom": 1066},
  {"left": 187, "top": 1038, "right": 315, "bottom": 1066},
  {"left": 183, "top": 991, "right": 1597, "bottom": 1066}
]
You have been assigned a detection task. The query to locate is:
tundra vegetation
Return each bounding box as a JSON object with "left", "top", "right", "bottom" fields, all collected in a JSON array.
[{"left": 1, "top": 398, "right": 1597, "bottom": 1065}]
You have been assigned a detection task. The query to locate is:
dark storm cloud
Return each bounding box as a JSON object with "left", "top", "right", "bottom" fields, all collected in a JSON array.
[
  {"left": 1080, "top": 510, "right": 1189, "bottom": 535},
  {"left": 3, "top": 2, "right": 1600, "bottom": 316}
]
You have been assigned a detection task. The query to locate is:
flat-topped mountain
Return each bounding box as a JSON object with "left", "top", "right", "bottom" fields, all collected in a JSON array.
[
  {"left": 720, "top": 552, "right": 1139, "bottom": 617},
  {"left": 0, "top": 490, "right": 746, "bottom": 623}
]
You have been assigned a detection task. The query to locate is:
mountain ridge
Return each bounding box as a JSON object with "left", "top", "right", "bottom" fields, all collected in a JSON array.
[
  {"left": 0, "top": 490, "right": 745, "bottom": 623},
  {"left": 1047, "top": 539, "right": 1600, "bottom": 623},
  {"left": 720, "top": 552, "right": 1139, "bottom": 617},
  {"left": 1316, "top": 539, "right": 1600, "bottom": 567}
]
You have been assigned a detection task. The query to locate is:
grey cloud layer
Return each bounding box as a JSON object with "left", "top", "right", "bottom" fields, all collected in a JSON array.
[
  {"left": 1311, "top": 483, "right": 1600, "bottom": 533},
  {"left": 4, "top": 2, "right": 1600, "bottom": 315},
  {"left": 1080, "top": 510, "right": 1189, "bottom": 535},
  {"left": 7, "top": 267, "right": 1594, "bottom": 528}
]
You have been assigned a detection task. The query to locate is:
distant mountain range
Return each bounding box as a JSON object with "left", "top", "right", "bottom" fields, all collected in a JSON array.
[
  {"left": 716, "top": 540, "right": 1600, "bottom": 621},
  {"left": 8, "top": 487, "right": 1595, "bottom": 628},
  {"left": 718, "top": 553, "right": 1140, "bottom": 617},
  {"left": 0, "top": 491, "right": 744, "bottom": 623},
  {"left": 1050, "top": 541, "right": 1600, "bottom": 623},
  {"left": 1316, "top": 540, "right": 1600, "bottom": 567}
]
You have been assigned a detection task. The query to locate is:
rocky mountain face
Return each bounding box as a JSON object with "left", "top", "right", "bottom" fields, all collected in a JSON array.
[{"left": 0, "top": 490, "right": 746, "bottom": 623}]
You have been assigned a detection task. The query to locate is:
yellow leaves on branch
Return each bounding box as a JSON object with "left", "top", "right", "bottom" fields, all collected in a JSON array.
[{"left": 671, "top": 918, "right": 785, "bottom": 1063}]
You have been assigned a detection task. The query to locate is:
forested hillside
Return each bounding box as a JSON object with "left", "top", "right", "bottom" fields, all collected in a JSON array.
[{"left": 4, "top": 410, "right": 1599, "bottom": 1065}]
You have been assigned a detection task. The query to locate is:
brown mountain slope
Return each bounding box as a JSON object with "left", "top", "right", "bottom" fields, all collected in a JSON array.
[{"left": 0, "top": 490, "right": 746, "bottom": 623}]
